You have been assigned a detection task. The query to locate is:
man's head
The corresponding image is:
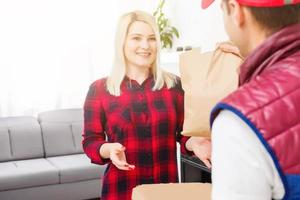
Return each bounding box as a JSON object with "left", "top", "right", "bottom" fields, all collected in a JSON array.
[
  {"left": 202, "top": 0, "right": 300, "bottom": 57},
  {"left": 202, "top": 0, "right": 300, "bottom": 9}
]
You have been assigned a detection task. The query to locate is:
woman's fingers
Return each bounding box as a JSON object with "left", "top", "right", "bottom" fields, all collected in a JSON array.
[
  {"left": 202, "top": 159, "right": 212, "bottom": 169},
  {"left": 113, "top": 162, "right": 135, "bottom": 170},
  {"left": 111, "top": 156, "right": 135, "bottom": 169},
  {"left": 194, "top": 151, "right": 211, "bottom": 168},
  {"left": 110, "top": 143, "right": 135, "bottom": 170},
  {"left": 194, "top": 150, "right": 211, "bottom": 169},
  {"left": 188, "top": 137, "right": 212, "bottom": 169},
  {"left": 112, "top": 160, "right": 135, "bottom": 170}
]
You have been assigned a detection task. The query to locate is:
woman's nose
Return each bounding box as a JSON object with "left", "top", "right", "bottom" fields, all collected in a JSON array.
[{"left": 140, "top": 39, "right": 150, "bottom": 49}]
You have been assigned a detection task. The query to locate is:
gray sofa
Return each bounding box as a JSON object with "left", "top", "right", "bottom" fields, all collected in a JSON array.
[{"left": 0, "top": 108, "right": 106, "bottom": 200}]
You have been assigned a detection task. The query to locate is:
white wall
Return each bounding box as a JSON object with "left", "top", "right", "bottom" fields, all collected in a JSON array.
[
  {"left": 117, "top": 0, "right": 228, "bottom": 52},
  {"left": 0, "top": 0, "right": 119, "bottom": 116},
  {"left": 172, "top": 0, "right": 228, "bottom": 52},
  {"left": 0, "top": 0, "right": 228, "bottom": 116},
  {"left": 117, "top": 0, "right": 161, "bottom": 13}
]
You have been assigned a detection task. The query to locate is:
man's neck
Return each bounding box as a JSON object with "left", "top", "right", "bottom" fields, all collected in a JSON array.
[
  {"left": 242, "top": 12, "right": 269, "bottom": 57},
  {"left": 247, "top": 27, "right": 267, "bottom": 56}
]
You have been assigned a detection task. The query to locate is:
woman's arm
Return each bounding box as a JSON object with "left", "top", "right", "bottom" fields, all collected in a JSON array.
[
  {"left": 82, "top": 81, "right": 135, "bottom": 170},
  {"left": 82, "top": 81, "right": 109, "bottom": 165},
  {"left": 175, "top": 79, "right": 212, "bottom": 168}
]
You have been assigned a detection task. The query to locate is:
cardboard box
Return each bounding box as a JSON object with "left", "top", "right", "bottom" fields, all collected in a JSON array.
[{"left": 132, "top": 183, "right": 211, "bottom": 200}]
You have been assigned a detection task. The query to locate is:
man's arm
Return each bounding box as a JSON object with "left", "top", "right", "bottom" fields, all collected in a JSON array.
[{"left": 211, "top": 110, "right": 284, "bottom": 200}]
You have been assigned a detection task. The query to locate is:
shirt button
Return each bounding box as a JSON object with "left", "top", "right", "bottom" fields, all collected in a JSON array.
[
  {"left": 149, "top": 176, "right": 154, "bottom": 182},
  {"left": 142, "top": 104, "right": 147, "bottom": 110},
  {"left": 142, "top": 113, "right": 148, "bottom": 121}
]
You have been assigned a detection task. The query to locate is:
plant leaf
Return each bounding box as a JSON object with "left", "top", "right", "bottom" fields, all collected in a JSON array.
[
  {"left": 163, "top": 32, "right": 173, "bottom": 39},
  {"left": 159, "top": 0, "right": 165, "bottom": 9},
  {"left": 164, "top": 36, "right": 172, "bottom": 49},
  {"left": 158, "top": 13, "right": 164, "bottom": 24},
  {"left": 171, "top": 27, "right": 179, "bottom": 38},
  {"left": 152, "top": 0, "right": 179, "bottom": 49}
]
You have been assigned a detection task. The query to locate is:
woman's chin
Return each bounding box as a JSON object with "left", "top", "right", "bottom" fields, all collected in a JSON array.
[{"left": 135, "top": 62, "right": 152, "bottom": 69}]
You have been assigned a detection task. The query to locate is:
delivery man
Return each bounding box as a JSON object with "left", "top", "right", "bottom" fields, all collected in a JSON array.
[{"left": 203, "top": 0, "right": 300, "bottom": 199}]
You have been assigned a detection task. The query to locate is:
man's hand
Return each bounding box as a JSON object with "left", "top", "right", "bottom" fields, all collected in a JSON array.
[
  {"left": 217, "top": 41, "right": 243, "bottom": 59},
  {"left": 185, "top": 137, "right": 212, "bottom": 168}
]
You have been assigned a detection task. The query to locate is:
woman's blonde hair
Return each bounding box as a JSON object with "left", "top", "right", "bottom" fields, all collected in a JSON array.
[{"left": 106, "top": 10, "right": 177, "bottom": 96}]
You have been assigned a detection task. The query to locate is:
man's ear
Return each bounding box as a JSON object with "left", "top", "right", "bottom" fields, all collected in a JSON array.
[{"left": 228, "top": 0, "right": 245, "bottom": 27}]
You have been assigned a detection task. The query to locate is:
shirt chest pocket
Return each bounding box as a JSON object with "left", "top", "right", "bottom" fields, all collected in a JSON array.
[
  {"left": 105, "top": 103, "right": 132, "bottom": 143},
  {"left": 107, "top": 102, "right": 133, "bottom": 124}
]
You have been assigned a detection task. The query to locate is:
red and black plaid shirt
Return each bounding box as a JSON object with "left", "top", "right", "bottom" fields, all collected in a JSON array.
[{"left": 82, "top": 76, "right": 190, "bottom": 200}]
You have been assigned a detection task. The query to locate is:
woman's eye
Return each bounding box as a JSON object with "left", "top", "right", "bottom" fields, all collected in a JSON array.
[
  {"left": 149, "top": 37, "right": 156, "bottom": 41},
  {"left": 132, "top": 37, "right": 141, "bottom": 41}
]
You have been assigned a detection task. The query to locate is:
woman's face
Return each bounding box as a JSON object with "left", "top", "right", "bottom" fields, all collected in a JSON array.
[{"left": 124, "top": 21, "right": 157, "bottom": 70}]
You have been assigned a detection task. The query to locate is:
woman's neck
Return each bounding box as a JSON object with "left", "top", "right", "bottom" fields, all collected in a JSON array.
[{"left": 126, "top": 66, "right": 150, "bottom": 85}]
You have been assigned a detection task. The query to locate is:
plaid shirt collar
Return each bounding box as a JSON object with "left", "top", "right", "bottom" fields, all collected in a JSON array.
[{"left": 122, "top": 75, "right": 155, "bottom": 91}]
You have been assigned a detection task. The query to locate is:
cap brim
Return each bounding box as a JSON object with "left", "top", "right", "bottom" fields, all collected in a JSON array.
[{"left": 202, "top": 0, "right": 215, "bottom": 9}]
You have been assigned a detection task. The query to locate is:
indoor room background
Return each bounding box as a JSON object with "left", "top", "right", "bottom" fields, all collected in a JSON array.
[{"left": 0, "top": 0, "right": 227, "bottom": 117}]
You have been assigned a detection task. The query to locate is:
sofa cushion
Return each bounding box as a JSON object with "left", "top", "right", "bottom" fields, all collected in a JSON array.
[
  {"left": 38, "top": 108, "right": 83, "bottom": 123},
  {"left": 0, "top": 117, "right": 44, "bottom": 162},
  {"left": 0, "top": 158, "right": 59, "bottom": 191},
  {"left": 71, "top": 122, "right": 85, "bottom": 153},
  {"left": 38, "top": 109, "right": 84, "bottom": 157},
  {"left": 46, "top": 154, "right": 106, "bottom": 184}
]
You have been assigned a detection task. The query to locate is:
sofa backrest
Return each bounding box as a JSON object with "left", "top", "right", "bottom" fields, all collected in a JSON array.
[
  {"left": 38, "top": 108, "right": 84, "bottom": 157},
  {"left": 0, "top": 116, "right": 44, "bottom": 162}
]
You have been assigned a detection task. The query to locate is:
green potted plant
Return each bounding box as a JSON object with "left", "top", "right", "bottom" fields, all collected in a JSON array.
[{"left": 153, "top": 0, "right": 179, "bottom": 49}]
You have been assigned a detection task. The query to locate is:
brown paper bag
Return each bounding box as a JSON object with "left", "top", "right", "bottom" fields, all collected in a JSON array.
[
  {"left": 132, "top": 183, "right": 211, "bottom": 200},
  {"left": 179, "top": 48, "right": 242, "bottom": 137}
]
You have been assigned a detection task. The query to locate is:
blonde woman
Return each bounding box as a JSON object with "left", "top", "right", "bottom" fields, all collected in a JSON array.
[{"left": 82, "top": 10, "right": 211, "bottom": 200}]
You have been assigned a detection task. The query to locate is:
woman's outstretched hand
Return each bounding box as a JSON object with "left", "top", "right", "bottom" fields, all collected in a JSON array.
[
  {"left": 109, "top": 143, "right": 135, "bottom": 170},
  {"left": 100, "top": 142, "right": 135, "bottom": 170},
  {"left": 185, "top": 137, "right": 212, "bottom": 169}
]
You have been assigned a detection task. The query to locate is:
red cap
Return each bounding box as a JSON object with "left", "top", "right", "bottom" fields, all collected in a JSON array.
[{"left": 202, "top": 0, "right": 300, "bottom": 9}]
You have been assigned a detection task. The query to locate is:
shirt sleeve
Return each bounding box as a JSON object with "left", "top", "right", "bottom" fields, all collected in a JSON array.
[
  {"left": 211, "top": 110, "right": 284, "bottom": 200},
  {"left": 82, "top": 81, "right": 110, "bottom": 165},
  {"left": 174, "top": 79, "right": 193, "bottom": 155}
]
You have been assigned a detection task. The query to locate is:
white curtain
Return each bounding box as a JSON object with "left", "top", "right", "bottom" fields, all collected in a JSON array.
[
  {"left": 0, "top": 0, "right": 120, "bottom": 117},
  {"left": 0, "top": 0, "right": 226, "bottom": 117}
]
